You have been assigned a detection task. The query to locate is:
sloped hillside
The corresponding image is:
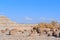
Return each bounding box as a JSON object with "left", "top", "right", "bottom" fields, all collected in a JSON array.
[
  {"left": 0, "top": 16, "right": 16, "bottom": 27},
  {"left": 0, "top": 16, "right": 37, "bottom": 30}
]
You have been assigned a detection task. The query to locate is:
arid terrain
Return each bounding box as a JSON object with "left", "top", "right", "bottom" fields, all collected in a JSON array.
[{"left": 0, "top": 16, "right": 60, "bottom": 40}]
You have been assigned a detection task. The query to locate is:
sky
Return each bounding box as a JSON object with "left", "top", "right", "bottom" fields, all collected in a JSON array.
[{"left": 0, "top": 0, "right": 60, "bottom": 24}]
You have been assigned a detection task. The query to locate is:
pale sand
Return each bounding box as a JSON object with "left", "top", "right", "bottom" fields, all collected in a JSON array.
[
  {"left": 0, "top": 32, "right": 60, "bottom": 40},
  {"left": 0, "top": 28, "right": 60, "bottom": 40},
  {"left": 0, "top": 24, "right": 60, "bottom": 40}
]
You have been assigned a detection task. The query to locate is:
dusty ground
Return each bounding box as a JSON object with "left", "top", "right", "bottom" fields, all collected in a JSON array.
[
  {"left": 0, "top": 32, "right": 60, "bottom": 40},
  {"left": 0, "top": 16, "right": 60, "bottom": 40},
  {"left": 0, "top": 27, "right": 60, "bottom": 40}
]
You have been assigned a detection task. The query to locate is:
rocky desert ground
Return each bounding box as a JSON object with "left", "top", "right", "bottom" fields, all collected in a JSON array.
[{"left": 0, "top": 16, "right": 60, "bottom": 40}]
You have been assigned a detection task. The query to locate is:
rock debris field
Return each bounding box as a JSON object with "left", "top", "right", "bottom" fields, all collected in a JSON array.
[
  {"left": 0, "top": 16, "right": 60, "bottom": 40},
  {"left": 0, "top": 29, "right": 60, "bottom": 40}
]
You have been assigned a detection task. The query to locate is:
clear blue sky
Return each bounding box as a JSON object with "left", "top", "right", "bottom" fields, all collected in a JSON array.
[{"left": 0, "top": 0, "right": 60, "bottom": 23}]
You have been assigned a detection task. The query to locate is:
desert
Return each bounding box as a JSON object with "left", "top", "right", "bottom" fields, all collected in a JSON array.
[{"left": 0, "top": 16, "right": 60, "bottom": 40}]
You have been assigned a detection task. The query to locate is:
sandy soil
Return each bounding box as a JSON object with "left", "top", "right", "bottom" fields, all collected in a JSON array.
[
  {"left": 0, "top": 33, "right": 60, "bottom": 40},
  {"left": 0, "top": 28, "right": 60, "bottom": 40},
  {"left": 0, "top": 24, "right": 60, "bottom": 40}
]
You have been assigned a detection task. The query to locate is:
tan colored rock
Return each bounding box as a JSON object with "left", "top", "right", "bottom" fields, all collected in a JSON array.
[
  {"left": 47, "top": 31, "right": 53, "bottom": 36},
  {"left": 9, "top": 30, "right": 17, "bottom": 35},
  {"left": 9, "top": 28, "right": 19, "bottom": 35},
  {"left": 5, "top": 28, "right": 10, "bottom": 31},
  {"left": 1, "top": 30, "right": 6, "bottom": 33}
]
